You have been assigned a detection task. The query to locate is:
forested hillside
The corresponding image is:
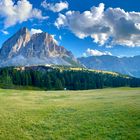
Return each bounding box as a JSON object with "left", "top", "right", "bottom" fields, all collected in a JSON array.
[{"left": 0, "top": 66, "right": 140, "bottom": 90}]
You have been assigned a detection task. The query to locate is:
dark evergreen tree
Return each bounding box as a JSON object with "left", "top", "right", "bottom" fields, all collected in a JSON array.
[{"left": 0, "top": 66, "right": 140, "bottom": 90}]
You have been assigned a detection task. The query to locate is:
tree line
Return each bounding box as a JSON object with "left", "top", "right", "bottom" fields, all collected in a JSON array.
[{"left": 0, "top": 67, "right": 140, "bottom": 90}]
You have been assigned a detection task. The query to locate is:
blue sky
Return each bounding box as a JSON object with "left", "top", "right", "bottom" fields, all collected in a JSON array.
[{"left": 0, "top": 0, "right": 140, "bottom": 57}]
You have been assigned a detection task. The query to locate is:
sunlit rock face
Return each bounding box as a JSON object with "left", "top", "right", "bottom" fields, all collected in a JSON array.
[
  {"left": 0, "top": 27, "right": 78, "bottom": 67},
  {"left": 0, "top": 27, "right": 30, "bottom": 59}
]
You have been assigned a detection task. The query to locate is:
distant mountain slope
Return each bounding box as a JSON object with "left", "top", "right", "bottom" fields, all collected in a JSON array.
[
  {"left": 0, "top": 27, "right": 80, "bottom": 67},
  {"left": 78, "top": 55, "right": 140, "bottom": 78}
]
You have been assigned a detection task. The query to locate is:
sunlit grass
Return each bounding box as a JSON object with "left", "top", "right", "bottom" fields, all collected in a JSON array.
[{"left": 0, "top": 87, "right": 140, "bottom": 140}]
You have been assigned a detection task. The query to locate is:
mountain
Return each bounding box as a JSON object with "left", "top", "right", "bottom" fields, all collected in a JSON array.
[
  {"left": 0, "top": 27, "right": 79, "bottom": 67},
  {"left": 78, "top": 55, "right": 140, "bottom": 78}
]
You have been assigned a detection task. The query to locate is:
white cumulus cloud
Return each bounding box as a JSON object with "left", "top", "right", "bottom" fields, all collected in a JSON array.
[
  {"left": 83, "top": 48, "right": 112, "bottom": 57},
  {"left": 55, "top": 3, "right": 140, "bottom": 47},
  {"left": 0, "top": 0, "right": 48, "bottom": 28},
  {"left": 30, "top": 28, "right": 43, "bottom": 35},
  {"left": 41, "top": 0, "right": 68, "bottom": 12}
]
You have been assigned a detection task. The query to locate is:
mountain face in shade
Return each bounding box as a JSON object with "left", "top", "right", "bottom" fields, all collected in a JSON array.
[
  {"left": 0, "top": 27, "right": 79, "bottom": 67},
  {"left": 78, "top": 55, "right": 140, "bottom": 78}
]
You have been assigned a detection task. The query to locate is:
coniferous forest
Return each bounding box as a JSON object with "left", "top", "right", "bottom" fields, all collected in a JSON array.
[{"left": 0, "top": 66, "right": 140, "bottom": 90}]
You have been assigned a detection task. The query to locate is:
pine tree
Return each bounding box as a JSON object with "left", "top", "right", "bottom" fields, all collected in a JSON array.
[{"left": 55, "top": 79, "right": 63, "bottom": 90}]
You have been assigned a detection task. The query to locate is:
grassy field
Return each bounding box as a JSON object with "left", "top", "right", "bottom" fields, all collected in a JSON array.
[{"left": 0, "top": 88, "right": 140, "bottom": 140}]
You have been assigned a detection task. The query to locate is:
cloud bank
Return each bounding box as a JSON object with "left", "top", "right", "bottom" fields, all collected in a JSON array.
[
  {"left": 0, "top": 0, "right": 48, "bottom": 28},
  {"left": 83, "top": 48, "right": 112, "bottom": 57},
  {"left": 41, "top": 1, "right": 68, "bottom": 12},
  {"left": 55, "top": 3, "right": 140, "bottom": 47}
]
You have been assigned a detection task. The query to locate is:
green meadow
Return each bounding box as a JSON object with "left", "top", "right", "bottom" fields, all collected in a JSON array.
[{"left": 0, "top": 87, "right": 140, "bottom": 140}]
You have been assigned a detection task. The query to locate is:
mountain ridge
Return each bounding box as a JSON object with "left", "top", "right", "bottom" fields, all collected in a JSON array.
[
  {"left": 0, "top": 27, "right": 139, "bottom": 78},
  {"left": 0, "top": 27, "right": 80, "bottom": 67},
  {"left": 78, "top": 55, "right": 140, "bottom": 78}
]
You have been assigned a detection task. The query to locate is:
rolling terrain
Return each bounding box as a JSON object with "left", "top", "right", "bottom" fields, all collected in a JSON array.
[
  {"left": 0, "top": 88, "right": 140, "bottom": 140},
  {"left": 0, "top": 27, "right": 139, "bottom": 78},
  {"left": 1, "top": 65, "right": 140, "bottom": 90}
]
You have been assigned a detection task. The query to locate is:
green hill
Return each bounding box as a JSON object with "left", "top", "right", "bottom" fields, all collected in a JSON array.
[{"left": 0, "top": 66, "right": 140, "bottom": 90}]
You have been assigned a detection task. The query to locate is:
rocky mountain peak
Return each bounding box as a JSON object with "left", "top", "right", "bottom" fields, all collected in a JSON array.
[
  {"left": 0, "top": 27, "right": 30, "bottom": 59},
  {"left": 18, "top": 27, "right": 29, "bottom": 34},
  {"left": 0, "top": 27, "right": 80, "bottom": 67}
]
